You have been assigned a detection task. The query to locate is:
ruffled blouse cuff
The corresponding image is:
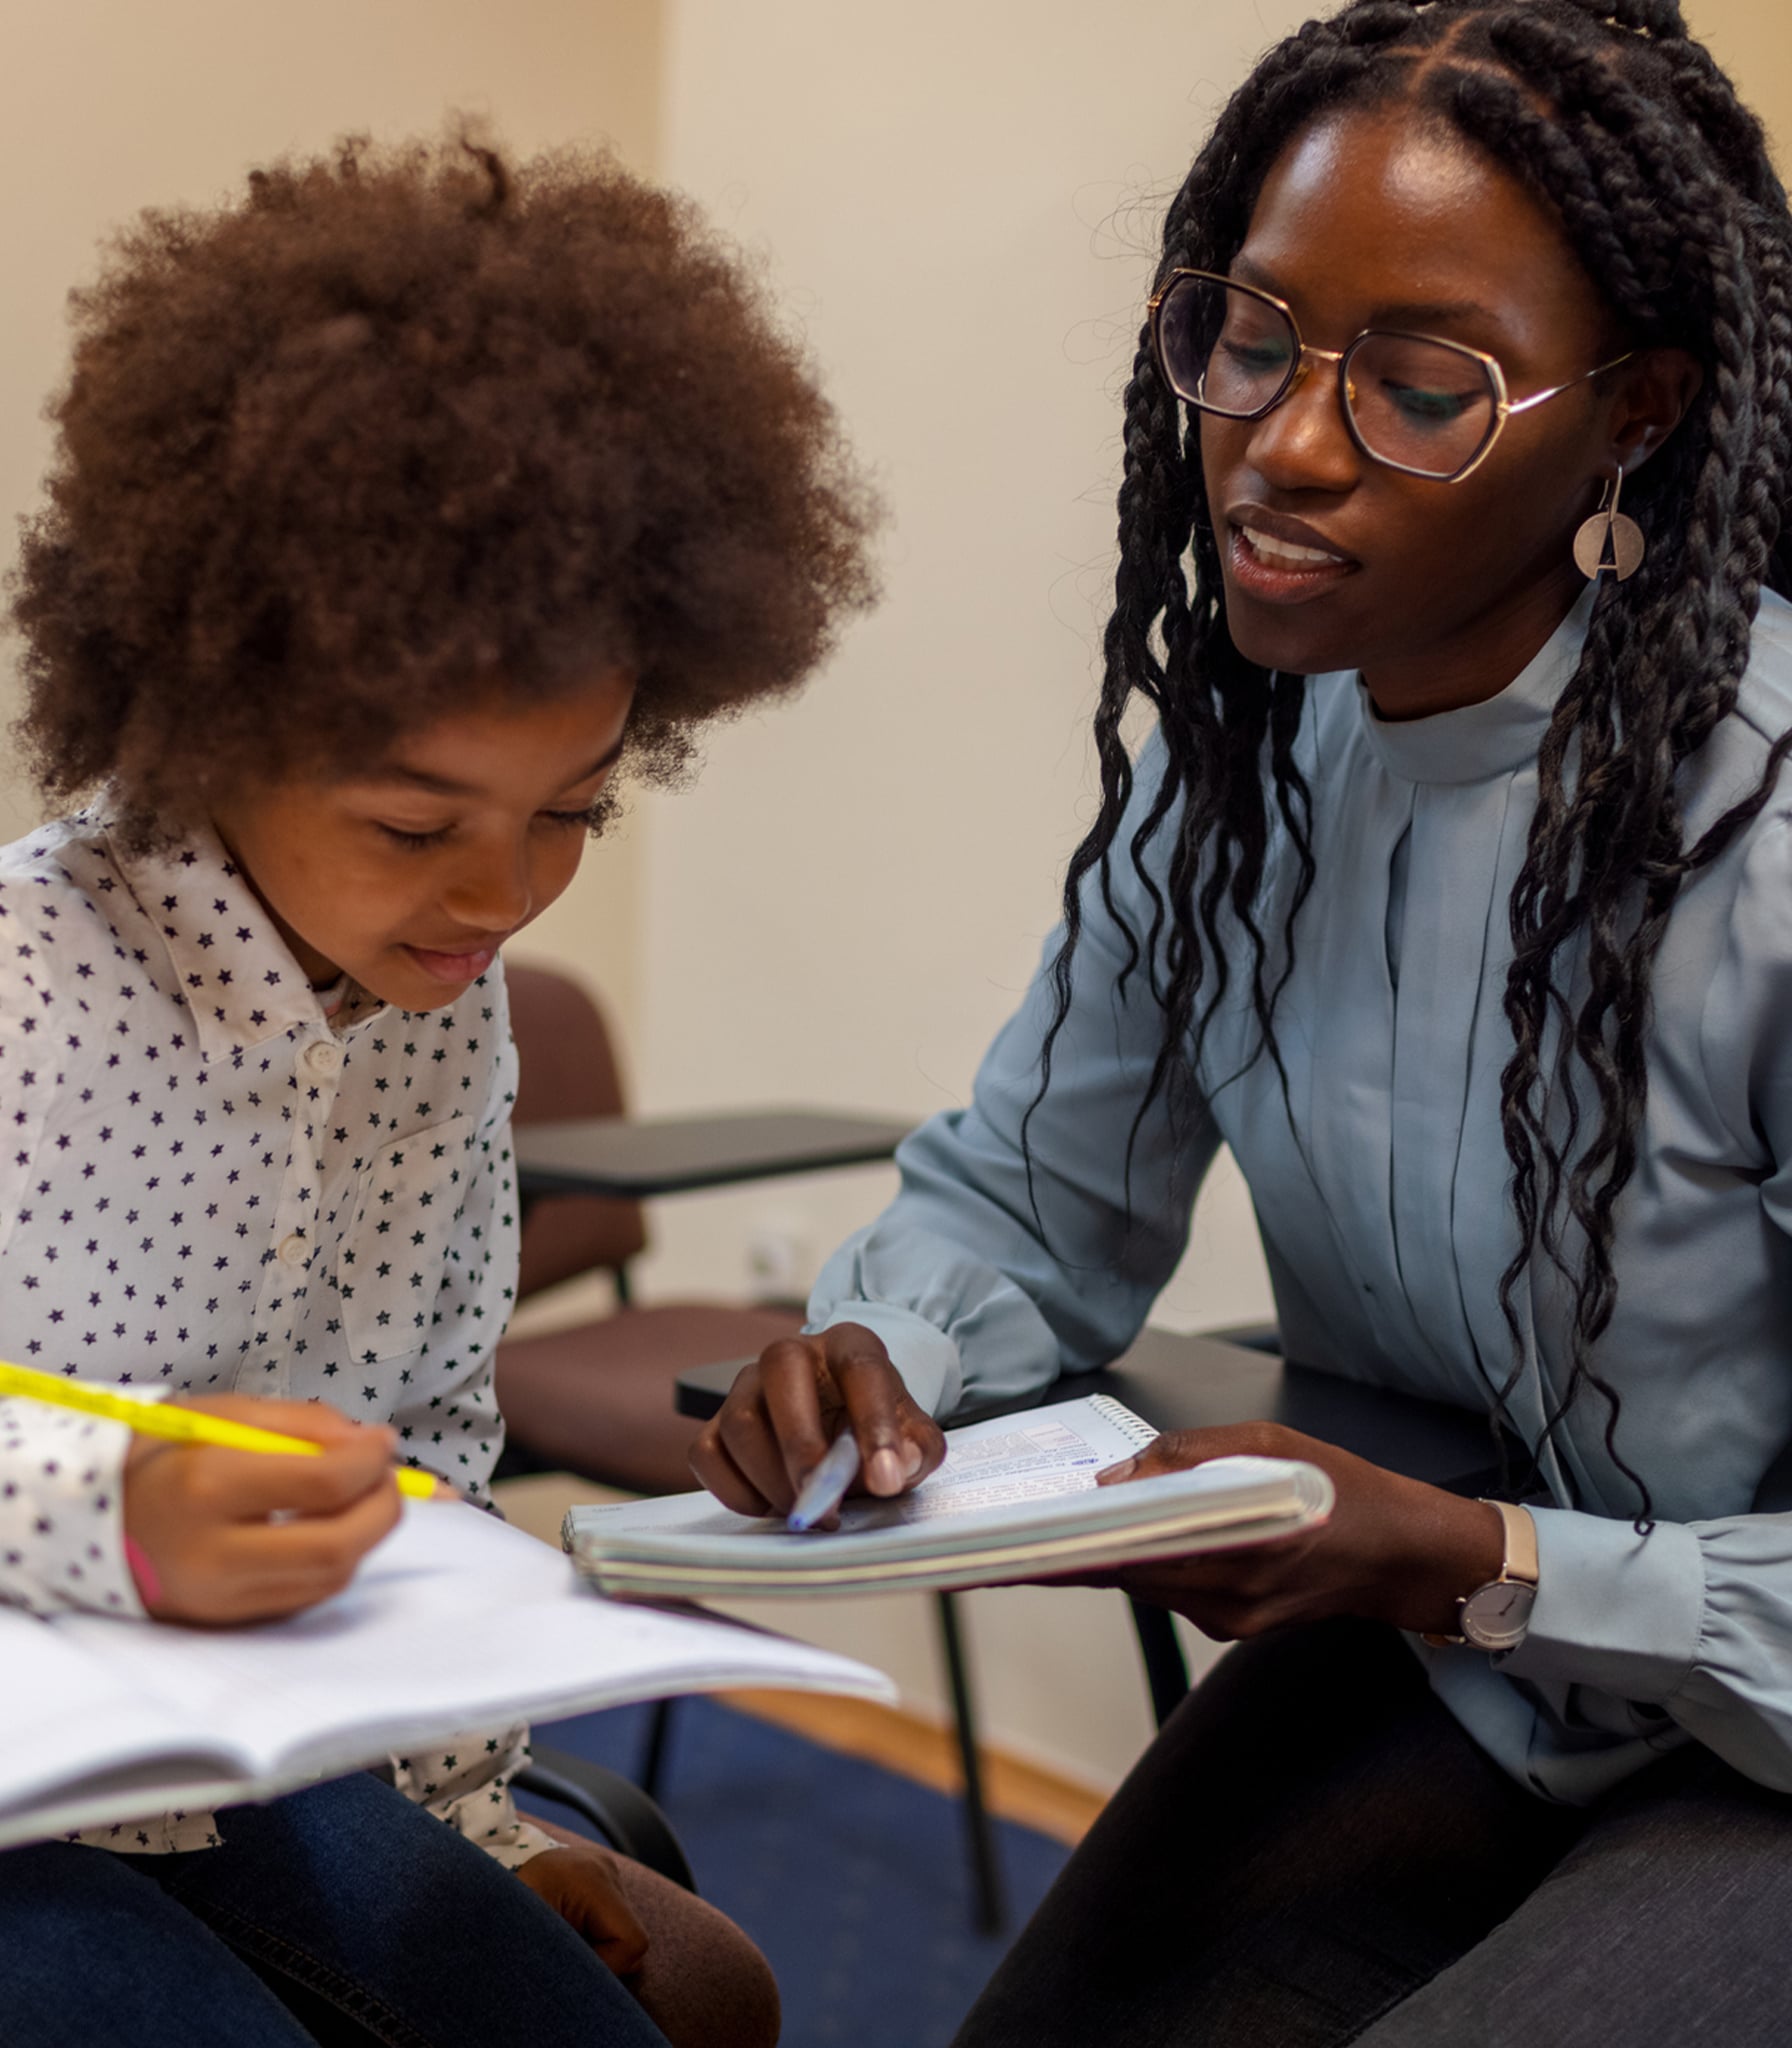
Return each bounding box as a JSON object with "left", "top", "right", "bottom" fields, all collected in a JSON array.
[
  {"left": 804, "top": 1300, "right": 963, "bottom": 1418},
  {"left": 1495, "top": 1505, "right": 1704, "bottom": 1703}
]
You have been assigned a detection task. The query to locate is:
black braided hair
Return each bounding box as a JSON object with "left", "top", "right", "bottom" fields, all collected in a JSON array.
[{"left": 1030, "top": 0, "right": 1792, "bottom": 1517}]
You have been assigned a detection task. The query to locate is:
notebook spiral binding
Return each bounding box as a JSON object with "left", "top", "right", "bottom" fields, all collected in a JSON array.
[{"left": 1088, "top": 1394, "right": 1160, "bottom": 1451}]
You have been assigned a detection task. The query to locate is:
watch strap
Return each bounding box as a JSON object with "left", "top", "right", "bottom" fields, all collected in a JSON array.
[{"left": 1491, "top": 1497, "right": 1539, "bottom": 1591}]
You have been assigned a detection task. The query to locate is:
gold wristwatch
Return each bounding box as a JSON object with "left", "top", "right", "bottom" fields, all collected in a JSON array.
[{"left": 1422, "top": 1499, "right": 1538, "bottom": 1652}]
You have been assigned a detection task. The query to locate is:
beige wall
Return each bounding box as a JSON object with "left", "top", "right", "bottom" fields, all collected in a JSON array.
[
  {"left": 0, "top": 0, "right": 663, "bottom": 1035},
  {"left": 1690, "top": 0, "right": 1792, "bottom": 164},
  {"left": 629, "top": 0, "right": 1306, "bottom": 1347}
]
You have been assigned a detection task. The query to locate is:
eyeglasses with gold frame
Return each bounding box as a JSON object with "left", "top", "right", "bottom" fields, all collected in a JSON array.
[{"left": 1147, "top": 268, "right": 1632, "bottom": 483}]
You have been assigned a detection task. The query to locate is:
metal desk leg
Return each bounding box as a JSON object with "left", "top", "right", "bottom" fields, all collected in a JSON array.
[
  {"left": 639, "top": 1696, "right": 677, "bottom": 1800},
  {"left": 1129, "top": 1598, "right": 1191, "bottom": 1729},
  {"left": 637, "top": 1610, "right": 1006, "bottom": 1936},
  {"left": 935, "top": 1589, "right": 1006, "bottom": 1935}
]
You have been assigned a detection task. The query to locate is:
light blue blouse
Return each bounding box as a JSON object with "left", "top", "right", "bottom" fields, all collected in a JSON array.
[{"left": 810, "top": 586, "right": 1792, "bottom": 1804}]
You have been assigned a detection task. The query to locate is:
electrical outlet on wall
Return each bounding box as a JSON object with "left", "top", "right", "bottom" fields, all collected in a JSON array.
[{"left": 746, "top": 1222, "right": 810, "bottom": 1302}]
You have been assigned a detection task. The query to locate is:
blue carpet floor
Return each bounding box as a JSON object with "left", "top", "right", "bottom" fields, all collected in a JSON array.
[{"left": 521, "top": 1697, "right": 1073, "bottom": 2048}]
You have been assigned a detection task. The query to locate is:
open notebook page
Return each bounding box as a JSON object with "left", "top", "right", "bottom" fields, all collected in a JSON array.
[
  {"left": 1, "top": 1501, "right": 893, "bottom": 1845},
  {"left": 50, "top": 1504, "right": 893, "bottom": 1772},
  {"left": 2, "top": 1616, "right": 221, "bottom": 1820},
  {"left": 865, "top": 1394, "right": 1157, "bottom": 1524}
]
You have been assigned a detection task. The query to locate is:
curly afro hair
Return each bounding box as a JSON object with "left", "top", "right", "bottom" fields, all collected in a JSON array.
[{"left": 8, "top": 133, "right": 878, "bottom": 843}]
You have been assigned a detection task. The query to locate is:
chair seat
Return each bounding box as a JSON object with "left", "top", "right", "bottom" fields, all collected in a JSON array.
[{"left": 496, "top": 1302, "right": 805, "bottom": 1496}]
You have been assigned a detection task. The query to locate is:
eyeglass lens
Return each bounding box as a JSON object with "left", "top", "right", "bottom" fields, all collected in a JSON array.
[{"left": 1156, "top": 275, "right": 1500, "bottom": 480}]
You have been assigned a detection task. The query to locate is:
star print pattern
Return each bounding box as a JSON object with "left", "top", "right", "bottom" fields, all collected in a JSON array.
[{"left": 0, "top": 811, "right": 553, "bottom": 1866}]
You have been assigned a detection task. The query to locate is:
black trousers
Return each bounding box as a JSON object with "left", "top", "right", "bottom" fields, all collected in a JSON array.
[{"left": 954, "top": 1617, "right": 1792, "bottom": 2048}]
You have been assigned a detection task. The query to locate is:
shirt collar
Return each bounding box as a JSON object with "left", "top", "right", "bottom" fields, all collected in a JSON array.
[
  {"left": 106, "top": 816, "right": 388, "bottom": 1060},
  {"left": 1350, "top": 585, "right": 1598, "bottom": 788}
]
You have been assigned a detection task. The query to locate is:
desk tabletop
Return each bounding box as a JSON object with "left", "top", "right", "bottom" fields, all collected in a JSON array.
[
  {"left": 675, "top": 1325, "right": 1499, "bottom": 1496},
  {"left": 514, "top": 1108, "right": 913, "bottom": 1200}
]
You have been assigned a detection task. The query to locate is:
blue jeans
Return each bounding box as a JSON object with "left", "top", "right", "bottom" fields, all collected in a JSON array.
[{"left": 0, "top": 1772, "right": 671, "bottom": 2048}]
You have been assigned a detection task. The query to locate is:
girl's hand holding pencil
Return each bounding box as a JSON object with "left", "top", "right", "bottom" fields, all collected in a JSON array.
[
  {"left": 0, "top": 1358, "right": 452, "bottom": 1624},
  {"left": 121, "top": 1394, "right": 421, "bottom": 1625}
]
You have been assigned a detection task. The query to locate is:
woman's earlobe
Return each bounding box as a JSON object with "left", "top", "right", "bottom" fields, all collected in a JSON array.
[
  {"left": 1617, "top": 425, "right": 1665, "bottom": 475},
  {"left": 1614, "top": 347, "right": 1702, "bottom": 475}
]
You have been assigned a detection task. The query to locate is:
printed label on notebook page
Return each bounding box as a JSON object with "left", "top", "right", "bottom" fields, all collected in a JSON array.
[{"left": 843, "top": 1411, "right": 1129, "bottom": 1526}]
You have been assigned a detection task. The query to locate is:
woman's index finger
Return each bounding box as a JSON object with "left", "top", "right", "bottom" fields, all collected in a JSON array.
[
  {"left": 826, "top": 1331, "right": 924, "bottom": 1497},
  {"left": 755, "top": 1338, "right": 841, "bottom": 1498}
]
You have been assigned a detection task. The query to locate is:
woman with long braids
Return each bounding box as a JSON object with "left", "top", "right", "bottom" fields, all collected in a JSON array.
[{"left": 694, "top": 0, "right": 1792, "bottom": 2039}]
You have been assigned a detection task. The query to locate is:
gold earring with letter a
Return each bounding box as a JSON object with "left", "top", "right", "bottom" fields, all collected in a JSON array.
[{"left": 1572, "top": 467, "right": 1646, "bottom": 582}]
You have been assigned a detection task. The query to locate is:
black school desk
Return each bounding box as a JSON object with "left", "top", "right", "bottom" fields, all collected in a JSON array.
[{"left": 513, "top": 1108, "right": 913, "bottom": 1200}]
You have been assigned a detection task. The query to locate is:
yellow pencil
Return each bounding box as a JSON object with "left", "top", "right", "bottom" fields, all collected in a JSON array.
[{"left": 0, "top": 1359, "right": 443, "bottom": 1499}]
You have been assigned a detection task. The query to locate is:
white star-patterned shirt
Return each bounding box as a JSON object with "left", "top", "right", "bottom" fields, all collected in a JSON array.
[{"left": 0, "top": 809, "right": 554, "bottom": 1863}]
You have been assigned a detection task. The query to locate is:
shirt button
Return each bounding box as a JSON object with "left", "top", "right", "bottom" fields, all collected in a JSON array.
[
  {"left": 303, "top": 1041, "right": 344, "bottom": 1078},
  {"left": 277, "top": 1233, "right": 308, "bottom": 1269}
]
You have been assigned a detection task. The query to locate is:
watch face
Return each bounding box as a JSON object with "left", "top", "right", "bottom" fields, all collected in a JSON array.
[{"left": 1461, "top": 1580, "right": 1536, "bottom": 1652}]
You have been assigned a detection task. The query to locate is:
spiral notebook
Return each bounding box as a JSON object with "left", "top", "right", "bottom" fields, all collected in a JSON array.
[{"left": 563, "top": 1394, "right": 1333, "bottom": 1599}]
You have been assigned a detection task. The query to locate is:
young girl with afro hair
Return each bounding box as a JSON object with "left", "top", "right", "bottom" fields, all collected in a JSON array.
[{"left": 0, "top": 132, "right": 873, "bottom": 2048}]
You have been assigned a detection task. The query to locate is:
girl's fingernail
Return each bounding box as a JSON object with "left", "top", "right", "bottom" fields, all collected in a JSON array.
[
  {"left": 1099, "top": 1456, "right": 1138, "bottom": 1484},
  {"left": 902, "top": 1442, "right": 924, "bottom": 1478}
]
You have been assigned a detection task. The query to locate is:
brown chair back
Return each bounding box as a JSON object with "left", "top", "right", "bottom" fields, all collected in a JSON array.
[{"left": 506, "top": 960, "right": 650, "bottom": 1299}]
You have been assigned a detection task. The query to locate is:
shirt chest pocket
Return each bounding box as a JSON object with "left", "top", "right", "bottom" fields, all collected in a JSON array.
[{"left": 337, "top": 1117, "right": 473, "bottom": 1364}]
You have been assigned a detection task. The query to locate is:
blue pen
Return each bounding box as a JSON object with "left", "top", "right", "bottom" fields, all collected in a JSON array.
[{"left": 786, "top": 1433, "right": 863, "bottom": 1531}]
